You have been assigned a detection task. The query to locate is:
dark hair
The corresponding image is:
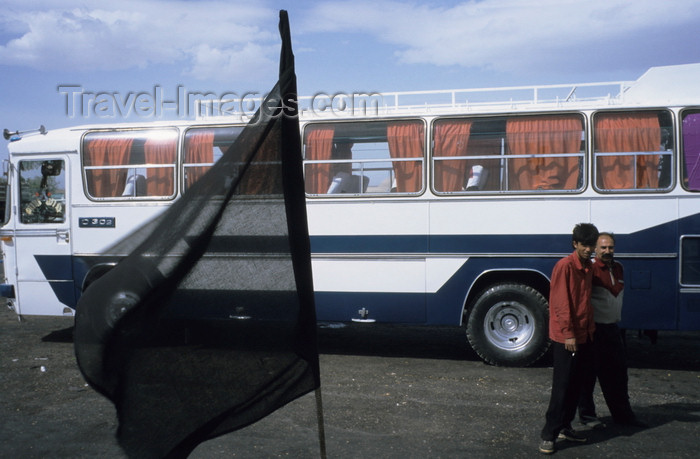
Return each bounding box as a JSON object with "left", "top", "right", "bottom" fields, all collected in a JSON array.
[
  {"left": 598, "top": 231, "right": 615, "bottom": 243},
  {"left": 572, "top": 223, "right": 599, "bottom": 246}
]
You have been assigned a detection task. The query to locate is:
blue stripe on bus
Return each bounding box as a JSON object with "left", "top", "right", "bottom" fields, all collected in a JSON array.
[
  {"left": 35, "top": 255, "right": 73, "bottom": 280},
  {"left": 310, "top": 234, "right": 567, "bottom": 254},
  {"left": 309, "top": 214, "right": 698, "bottom": 254},
  {"left": 33, "top": 255, "right": 77, "bottom": 307},
  {"left": 311, "top": 234, "right": 429, "bottom": 253}
]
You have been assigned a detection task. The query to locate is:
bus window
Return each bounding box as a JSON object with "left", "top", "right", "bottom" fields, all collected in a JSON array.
[
  {"left": 593, "top": 110, "right": 674, "bottom": 192},
  {"left": 681, "top": 110, "right": 700, "bottom": 191},
  {"left": 432, "top": 114, "right": 585, "bottom": 193},
  {"left": 19, "top": 160, "right": 66, "bottom": 224},
  {"left": 303, "top": 119, "right": 425, "bottom": 195},
  {"left": 183, "top": 125, "right": 244, "bottom": 191},
  {"left": 82, "top": 129, "right": 178, "bottom": 200}
]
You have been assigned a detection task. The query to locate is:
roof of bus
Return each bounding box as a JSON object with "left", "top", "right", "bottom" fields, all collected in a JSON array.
[
  {"left": 4, "top": 62, "right": 700, "bottom": 153},
  {"left": 622, "top": 63, "right": 700, "bottom": 105}
]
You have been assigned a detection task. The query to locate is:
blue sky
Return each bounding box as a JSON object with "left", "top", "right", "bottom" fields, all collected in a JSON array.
[{"left": 1, "top": 0, "right": 699, "bottom": 152}]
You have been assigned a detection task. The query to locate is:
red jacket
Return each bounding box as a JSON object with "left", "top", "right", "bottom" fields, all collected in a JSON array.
[{"left": 548, "top": 251, "right": 595, "bottom": 344}]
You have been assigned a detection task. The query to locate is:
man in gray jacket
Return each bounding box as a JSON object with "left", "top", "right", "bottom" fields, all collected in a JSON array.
[{"left": 577, "top": 232, "right": 646, "bottom": 428}]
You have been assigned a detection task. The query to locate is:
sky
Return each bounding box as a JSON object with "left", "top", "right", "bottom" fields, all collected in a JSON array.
[{"left": 1, "top": 0, "right": 699, "bottom": 156}]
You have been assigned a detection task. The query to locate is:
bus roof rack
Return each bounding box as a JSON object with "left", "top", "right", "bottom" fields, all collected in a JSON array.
[
  {"left": 196, "top": 63, "right": 700, "bottom": 120},
  {"left": 197, "top": 80, "right": 632, "bottom": 121}
]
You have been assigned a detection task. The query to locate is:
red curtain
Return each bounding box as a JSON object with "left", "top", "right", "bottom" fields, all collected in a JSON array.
[
  {"left": 433, "top": 120, "right": 472, "bottom": 192},
  {"left": 144, "top": 137, "right": 177, "bottom": 196},
  {"left": 506, "top": 115, "right": 582, "bottom": 190},
  {"left": 387, "top": 121, "right": 424, "bottom": 192},
  {"left": 84, "top": 137, "right": 133, "bottom": 197},
  {"left": 595, "top": 112, "right": 661, "bottom": 189},
  {"left": 304, "top": 127, "right": 334, "bottom": 194},
  {"left": 184, "top": 130, "right": 215, "bottom": 189}
]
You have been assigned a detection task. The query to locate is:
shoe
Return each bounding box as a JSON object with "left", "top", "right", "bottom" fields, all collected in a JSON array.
[
  {"left": 538, "top": 439, "right": 555, "bottom": 454},
  {"left": 557, "top": 428, "right": 587, "bottom": 442}
]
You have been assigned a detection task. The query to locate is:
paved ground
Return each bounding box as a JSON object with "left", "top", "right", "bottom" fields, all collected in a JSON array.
[{"left": 1, "top": 307, "right": 699, "bottom": 458}]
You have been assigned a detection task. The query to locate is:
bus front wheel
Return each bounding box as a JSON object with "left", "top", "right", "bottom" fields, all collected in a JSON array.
[{"left": 466, "top": 283, "right": 549, "bottom": 367}]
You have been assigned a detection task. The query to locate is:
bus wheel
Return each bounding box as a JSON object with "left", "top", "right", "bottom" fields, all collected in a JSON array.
[{"left": 466, "top": 283, "right": 549, "bottom": 367}]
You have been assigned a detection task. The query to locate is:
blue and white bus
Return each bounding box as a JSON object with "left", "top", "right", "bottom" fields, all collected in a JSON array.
[{"left": 2, "top": 63, "right": 699, "bottom": 366}]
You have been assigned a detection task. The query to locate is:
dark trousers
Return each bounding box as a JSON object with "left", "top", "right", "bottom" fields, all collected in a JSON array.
[
  {"left": 578, "top": 323, "right": 635, "bottom": 423},
  {"left": 541, "top": 341, "right": 593, "bottom": 441}
]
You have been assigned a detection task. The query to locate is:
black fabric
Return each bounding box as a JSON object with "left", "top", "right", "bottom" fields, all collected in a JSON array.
[{"left": 74, "top": 11, "right": 319, "bottom": 458}]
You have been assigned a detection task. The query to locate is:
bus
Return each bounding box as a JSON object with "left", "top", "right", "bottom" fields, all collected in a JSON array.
[{"left": 2, "top": 63, "right": 699, "bottom": 366}]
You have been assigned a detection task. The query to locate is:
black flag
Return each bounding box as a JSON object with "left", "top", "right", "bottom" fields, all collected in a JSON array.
[{"left": 74, "top": 11, "right": 320, "bottom": 458}]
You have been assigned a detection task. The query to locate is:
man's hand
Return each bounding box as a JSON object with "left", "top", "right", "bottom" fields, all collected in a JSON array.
[{"left": 564, "top": 338, "right": 577, "bottom": 353}]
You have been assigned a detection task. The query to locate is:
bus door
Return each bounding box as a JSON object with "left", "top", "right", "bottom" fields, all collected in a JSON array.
[{"left": 13, "top": 156, "right": 73, "bottom": 316}]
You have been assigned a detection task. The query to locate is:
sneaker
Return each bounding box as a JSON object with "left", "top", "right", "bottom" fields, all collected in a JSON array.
[
  {"left": 557, "top": 428, "right": 587, "bottom": 442},
  {"left": 538, "top": 440, "right": 555, "bottom": 454}
]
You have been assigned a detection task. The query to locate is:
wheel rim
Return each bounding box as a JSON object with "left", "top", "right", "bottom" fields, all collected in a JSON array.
[{"left": 482, "top": 300, "right": 535, "bottom": 351}]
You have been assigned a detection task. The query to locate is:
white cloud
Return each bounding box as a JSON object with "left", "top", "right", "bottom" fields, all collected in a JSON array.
[
  {"left": 183, "top": 41, "right": 279, "bottom": 81},
  {"left": 302, "top": 0, "right": 700, "bottom": 75},
  {"left": 2, "top": 0, "right": 699, "bottom": 86},
  {"left": 0, "top": 1, "right": 279, "bottom": 81}
]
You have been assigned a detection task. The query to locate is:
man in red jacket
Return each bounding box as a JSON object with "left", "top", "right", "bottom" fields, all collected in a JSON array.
[{"left": 539, "top": 223, "right": 598, "bottom": 455}]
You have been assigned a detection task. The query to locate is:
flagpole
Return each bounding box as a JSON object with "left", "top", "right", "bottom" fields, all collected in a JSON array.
[
  {"left": 276, "top": 9, "right": 326, "bottom": 458},
  {"left": 315, "top": 388, "right": 327, "bottom": 458}
]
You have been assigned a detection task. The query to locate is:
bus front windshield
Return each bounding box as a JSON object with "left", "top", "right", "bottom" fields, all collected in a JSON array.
[{"left": 18, "top": 160, "right": 66, "bottom": 224}]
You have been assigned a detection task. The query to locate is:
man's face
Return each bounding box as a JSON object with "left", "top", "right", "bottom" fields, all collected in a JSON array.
[
  {"left": 596, "top": 235, "right": 615, "bottom": 264},
  {"left": 573, "top": 241, "right": 595, "bottom": 262}
]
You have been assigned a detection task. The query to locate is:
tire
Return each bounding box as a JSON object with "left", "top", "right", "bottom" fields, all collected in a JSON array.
[
  {"left": 81, "top": 264, "right": 116, "bottom": 293},
  {"left": 466, "top": 283, "right": 549, "bottom": 367}
]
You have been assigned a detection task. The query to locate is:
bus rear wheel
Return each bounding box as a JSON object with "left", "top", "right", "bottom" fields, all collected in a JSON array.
[{"left": 466, "top": 283, "right": 549, "bottom": 367}]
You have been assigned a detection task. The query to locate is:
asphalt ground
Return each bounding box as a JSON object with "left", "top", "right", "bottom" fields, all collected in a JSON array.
[{"left": 1, "top": 307, "right": 699, "bottom": 458}]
